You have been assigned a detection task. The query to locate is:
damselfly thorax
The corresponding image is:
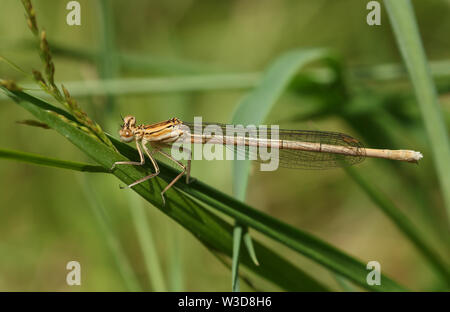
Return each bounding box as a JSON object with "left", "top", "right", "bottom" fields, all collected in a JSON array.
[
  {"left": 113, "top": 116, "right": 191, "bottom": 205},
  {"left": 120, "top": 116, "right": 184, "bottom": 144},
  {"left": 111, "top": 115, "right": 423, "bottom": 205}
]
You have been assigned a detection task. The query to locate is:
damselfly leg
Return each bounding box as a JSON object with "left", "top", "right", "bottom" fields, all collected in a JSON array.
[
  {"left": 123, "top": 141, "right": 160, "bottom": 188},
  {"left": 111, "top": 138, "right": 192, "bottom": 205},
  {"left": 111, "top": 139, "right": 160, "bottom": 188},
  {"left": 155, "top": 149, "right": 192, "bottom": 205},
  {"left": 110, "top": 140, "right": 145, "bottom": 170}
]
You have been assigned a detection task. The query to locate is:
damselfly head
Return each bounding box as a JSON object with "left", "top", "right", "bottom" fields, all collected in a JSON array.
[{"left": 119, "top": 115, "right": 136, "bottom": 142}]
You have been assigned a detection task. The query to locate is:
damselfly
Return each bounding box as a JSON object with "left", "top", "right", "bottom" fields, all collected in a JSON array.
[{"left": 111, "top": 116, "right": 423, "bottom": 204}]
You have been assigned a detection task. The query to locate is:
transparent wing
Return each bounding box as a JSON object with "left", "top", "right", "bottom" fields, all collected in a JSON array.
[{"left": 183, "top": 122, "right": 365, "bottom": 169}]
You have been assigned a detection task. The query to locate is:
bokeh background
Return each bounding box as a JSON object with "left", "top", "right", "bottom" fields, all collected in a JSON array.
[{"left": 0, "top": 0, "right": 449, "bottom": 291}]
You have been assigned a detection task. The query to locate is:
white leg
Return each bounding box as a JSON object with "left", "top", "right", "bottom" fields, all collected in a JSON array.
[
  {"left": 111, "top": 140, "right": 145, "bottom": 170},
  {"left": 183, "top": 147, "right": 193, "bottom": 184},
  {"left": 121, "top": 141, "right": 161, "bottom": 189},
  {"left": 156, "top": 149, "right": 189, "bottom": 205}
]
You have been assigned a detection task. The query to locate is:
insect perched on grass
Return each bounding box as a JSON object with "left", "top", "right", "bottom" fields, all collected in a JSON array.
[
  {"left": 111, "top": 115, "right": 423, "bottom": 205},
  {"left": 111, "top": 116, "right": 190, "bottom": 205}
]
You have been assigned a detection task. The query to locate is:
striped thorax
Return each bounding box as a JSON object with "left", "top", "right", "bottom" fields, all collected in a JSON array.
[{"left": 119, "top": 115, "right": 185, "bottom": 145}]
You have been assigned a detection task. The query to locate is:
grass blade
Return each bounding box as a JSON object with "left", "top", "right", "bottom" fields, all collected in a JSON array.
[
  {"left": 126, "top": 191, "right": 168, "bottom": 291},
  {"left": 79, "top": 175, "right": 142, "bottom": 291},
  {"left": 167, "top": 228, "right": 184, "bottom": 291},
  {"left": 385, "top": 0, "right": 450, "bottom": 221},
  {"left": 243, "top": 229, "right": 259, "bottom": 266},
  {"left": 48, "top": 42, "right": 222, "bottom": 75},
  {"left": 0, "top": 75, "right": 260, "bottom": 101},
  {"left": 231, "top": 225, "right": 242, "bottom": 292},
  {"left": 0, "top": 148, "right": 108, "bottom": 173},
  {"left": 97, "top": 0, "right": 119, "bottom": 113}
]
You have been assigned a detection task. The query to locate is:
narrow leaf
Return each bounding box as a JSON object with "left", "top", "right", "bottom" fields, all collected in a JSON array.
[
  {"left": 0, "top": 148, "right": 108, "bottom": 173},
  {"left": 231, "top": 225, "right": 243, "bottom": 292},
  {"left": 385, "top": 0, "right": 450, "bottom": 221}
]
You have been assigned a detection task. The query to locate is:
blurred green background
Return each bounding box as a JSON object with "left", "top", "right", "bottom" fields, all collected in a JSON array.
[{"left": 0, "top": 0, "right": 449, "bottom": 291}]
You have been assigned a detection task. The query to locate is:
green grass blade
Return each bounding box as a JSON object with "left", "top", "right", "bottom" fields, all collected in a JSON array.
[
  {"left": 208, "top": 249, "right": 259, "bottom": 291},
  {"left": 79, "top": 175, "right": 142, "bottom": 291},
  {"left": 97, "top": 0, "right": 119, "bottom": 112},
  {"left": 231, "top": 224, "right": 242, "bottom": 292},
  {"left": 126, "top": 191, "right": 168, "bottom": 291},
  {"left": 0, "top": 75, "right": 260, "bottom": 101},
  {"left": 0, "top": 55, "right": 29, "bottom": 76},
  {"left": 243, "top": 229, "right": 259, "bottom": 266},
  {"left": 43, "top": 41, "right": 450, "bottom": 79},
  {"left": 385, "top": 0, "right": 450, "bottom": 221},
  {"left": 0, "top": 148, "right": 108, "bottom": 173},
  {"left": 333, "top": 274, "right": 357, "bottom": 292},
  {"left": 4, "top": 89, "right": 330, "bottom": 291},
  {"left": 47, "top": 42, "right": 222, "bottom": 75},
  {"left": 167, "top": 228, "right": 184, "bottom": 291},
  {"left": 231, "top": 224, "right": 258, "bottom": 291}
]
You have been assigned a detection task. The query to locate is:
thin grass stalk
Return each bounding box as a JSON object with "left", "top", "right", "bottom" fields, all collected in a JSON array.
[
  {"left": 126, "top": 192, "right": 168, "bottom": 291},
  {"left": 385, "top": 0, "right": 450, "bottom": 222},
  {"left": 79, "top": 175, "right": 142, "bottom": 291}
]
